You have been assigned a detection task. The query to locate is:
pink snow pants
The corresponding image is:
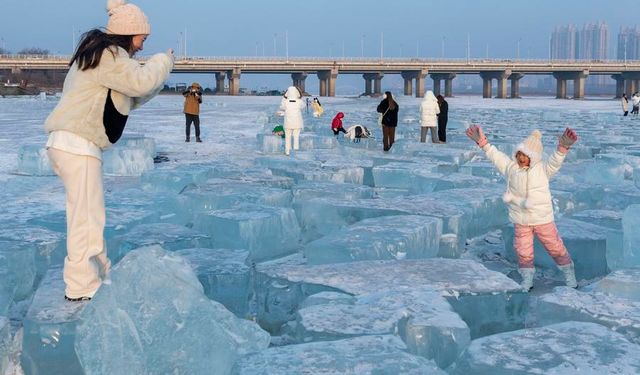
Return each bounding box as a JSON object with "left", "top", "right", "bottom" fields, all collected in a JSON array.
[{"left": 514, "top": 222, "right": 572, "bottom": 269}]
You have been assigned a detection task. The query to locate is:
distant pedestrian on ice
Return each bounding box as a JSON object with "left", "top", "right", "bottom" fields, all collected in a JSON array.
[
  {"left": 631, "top": 92, "right": 640, "bottom": 116},
  {"left": 377, "top": 91, "right": 399, "bottom": 151},
  {"left": 419, "top": 90, "right": 440, "bottom": 143},
  {"left": 437, "top": 95, "right": 449, "bottom": 142},
  {"left": 183, "top": 82, "right": 202, "bottom": 142},
  {"left": 331, "top": 112, "right": 347, "bottom": 136},
  {"left": 44, "top": 0, "right": 173, "bottom": 301},
  {"left": 622, "top": 93, "right": 629, "bottom": 117},
  {"left": 279, "top": 86, "right": 305, "bottom": 155},
  {"left": 466, "top": 125, "right": 579, "bottom": 292}
]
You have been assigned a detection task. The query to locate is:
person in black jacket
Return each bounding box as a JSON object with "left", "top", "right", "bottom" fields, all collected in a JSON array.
[
  {"left": 377, "top": 91, "right": 399, "bottom": 151},
  {"left": 437, "top": 94, "right": 449, "bottom": 143}
]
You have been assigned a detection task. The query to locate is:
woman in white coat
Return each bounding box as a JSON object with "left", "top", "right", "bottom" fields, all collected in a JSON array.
[
  {"left": 279, "top": 86, "right": 305, "bottom": 155},
  {"left": 419, "top": 90, "right": 440, "bottom": 143}
]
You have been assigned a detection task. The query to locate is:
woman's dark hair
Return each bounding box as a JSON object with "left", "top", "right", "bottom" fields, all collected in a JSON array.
[
  {"left": 436, "top": 94, "right": 444, "bottom": 103},
  {"left": 385, "top": 91, "right": 397, "bottom": 110},
  {"left": 70, "top": 29, "right": 133, "bottom": 71}
]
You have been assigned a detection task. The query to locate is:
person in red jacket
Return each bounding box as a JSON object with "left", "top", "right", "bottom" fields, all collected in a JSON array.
[{"left": 331, "top": 112, "right": 346, "bottom": 136}]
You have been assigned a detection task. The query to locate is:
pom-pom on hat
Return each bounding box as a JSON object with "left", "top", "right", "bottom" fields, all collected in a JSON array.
[
  {"left": 516, "top": 129, "right": 543, "bottom": 162},
  {"left": 106, "top": 0, "right": 150, "bottom": 36}
]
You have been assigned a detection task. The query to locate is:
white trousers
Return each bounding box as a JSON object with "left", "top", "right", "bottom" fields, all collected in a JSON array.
[
  {"left": 48, "top": 148, "right": 110, "bottom": 298},
  {"left": 284, "top": 128, "right": 301, "bottom": 155}
]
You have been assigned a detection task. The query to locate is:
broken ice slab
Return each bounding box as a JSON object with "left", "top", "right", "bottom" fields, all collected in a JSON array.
[
  {"left": 75, "top": 246, "right": 269, "bottom": 375},
  {"left": 21, "top": 266, "right": 87, "bottom": 375},
  {"left": 304, "top": 215, "right": 442, "bottom": 265},
  {"left": 232, "top": 335, "right": 446, "bottom": 375},
  {"left": 623, "top": 204, "right": 640, "bottom": 267},
  {"left": 0, "top": 240, "right": 35, "bottom": 303},
  {"left": 295, "top": 289, "right": 470, "bottom": 368},
  {"left": 176, "top": 248, "right": 254, "bottom": 318},
  {"left": 503, "top": 218, "right": 609, "bottom": 280},
  {"left": 256, "top": 258, "right": 526, "bottom": 338},
  {"left": 291, "top": 181, "right": 374, "bottom": 203},
  {"left": 256, "top": 133, "right": 283, "bottom": 154},
  {"left": 570, "top": 209, "right": 623, "bottom": 270},
  {"left": 584, "top": 268, "right": 640, "bottom": 301},
  {"left": 535, "top": 286, "right": 640, "bottom": 344},
  {"left": 140, "top": 164, "right": 213, "bottom": 193},
  {"left": 194, "top": 204, "right": 301, "bottom": 261},
  {"left": 447, "top": 322, "right": 640, "bottom": 375},
  {"left": 109, "top": 223, "right": 212, "bottom": 262},
  {"left": 102, "top": 144, "right": 154, "bottom": 177},
  {"left": 117, "top": 135, "right": 155, "bottom": 158},
  {"left": 299, "top": 133, "right": 338, "bottom": 150},
  {"left": 0, "top": 316, "right": 9, "bottom": 375},
  {"left": 0, "top": 224, "right": 61, "bottom": 280},
  {"left": 16, "top": 145, "right": 54, "bottom": 176}
]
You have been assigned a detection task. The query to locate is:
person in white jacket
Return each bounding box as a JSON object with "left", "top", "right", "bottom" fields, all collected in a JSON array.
[
  {"left": 419, "top": 90, "right": 440, "bottom": 143},
  {"left": 279, "top": 86, "right": 305, "bottom": 155},
  {"left": 466, "top": 125, "right": 579, "bottom": 292},
  {"left": 44, "top": 0, "right": 174, "bottom": 301}
]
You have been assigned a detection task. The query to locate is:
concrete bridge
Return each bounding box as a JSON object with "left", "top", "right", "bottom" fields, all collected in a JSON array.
[{"left": 2, "top": 55, "right": 640, "bottom": 99}]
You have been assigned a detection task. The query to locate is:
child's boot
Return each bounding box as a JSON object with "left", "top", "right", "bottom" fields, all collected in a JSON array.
[
  {"left": 518, "top": 267, "right": 535, "bottom": 292},
  {"left": 558, "top": 262, "right": 578, "bottom": 288}
]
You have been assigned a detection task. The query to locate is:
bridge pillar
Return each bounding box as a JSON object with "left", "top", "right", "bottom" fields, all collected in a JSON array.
[
  {"left": 621, "top": 72, "right": 640, "bottom": 96},
  {"left": 611, "top": 74, "right": 624, "bottom": 98},
  {"left": 401, "top": 70, "right": 427, "bottom": 97},
  {"left": 480, "top": 70, "right": 511, "bottom": 99},
  {"left": 291, "top": 72, "right": 308, "bottom": 95},
  {"left": 317, "top": 69, "right": 338, "bottom": 97},
  {"left": 509, "top": 73, "right": 524, "bottom": 99},
  {"left": 553, "top": 70, "right": 589, "bottom": 99},
  {"left": 362, "top": 73, "right": 383, "bottom": 96},
  {"left": 226, "top": 68, "right": 241, "bottom": 96},
  {"left": 214, "top": 72, "right": 226, "bottom": 94},
  {"left": 430, "top": 73, "right": 456, "bottom": 97},
  {"left": 403, "top": 76, "right": 413, "bottom": 96}
]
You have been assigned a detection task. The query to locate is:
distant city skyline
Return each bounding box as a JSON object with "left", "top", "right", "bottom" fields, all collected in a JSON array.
[{"left": 0, "top": 0, "right": 638, "bottom": 60}]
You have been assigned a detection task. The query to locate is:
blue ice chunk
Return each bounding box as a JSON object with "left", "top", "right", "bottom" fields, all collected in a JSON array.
[
  {"left": 110, "top": 223, "right": 212, "bottom": 262},
  {"left": 16, "top": 145, "right": 54, "bottom": 176},
  {"left": 195, "top": 204, "right": 300, "bottom": 261},
  {"left": 291, "top": 181, "right": 374, "bottom": 203},
  {"left": 295, "top": 289, "right": 470, "bottom": 368},
  {"left": 584, "top": 268, "right": 640, "bottom": 301},
  {"left": 256, "top": 133, "right": 283, "bottom": 153},
  {"left": 0, "top": 253, "right": 13, "bottom": 316},
  {"left": 448, "top": 322, "right": 640, "bottom": 374},
  {"left": 372, "top": 187, "right": 410, "bottom": 198},
  {"left": 176, "top": 248, "right": 254, "bottom": 317},
  {"left": 0, "top": 240, "right": 35, "bottom": 302},
  {"left": 140, "top": 165, "right": 213, "bottom": 193},
  {"left": 299, "top": 133, "right": 338, "bottom": 150},
  {"left": 102, "top": 144, "right": 154, "bottom": 176},
  {"left": 623, "top": 204, "right": 640, "bottom": 267},
  {"left": 232, "top": 335, "right": 446, "bottom": 375},
  {"left": 257, "top": 258, "right": 526, "bottom": 338},
  {"left": 0, "top": 316, "right": 10, "bottom": 375},
  {"left": 304, "top": 215, "right": 442, "bottom": 264},
  {"left": 535, "top": 286, "right": 640, "bottom": 344},
  {"left": 503, "top": 218, "right": 609, "bottom": 280},
  {"left": 21, "top": 266, "right": 87, "bottom": 375},
  {"left": 571, "top": 209, "right": 623, "bottom": 270},
  {"left": 0, "top": 224, "right": 63, "bottom": 278},
  {"left": 74, "top": 246, "right": 269, "bottom": 375},
  {"left": 459, "top": 160, "right": 504, "bottom": 180},
  {"left": 118, "top": 135, "right": 155, "bottom": 157},
  {"left": 298, "top": 291, "right": 355, "bottom": 308}
]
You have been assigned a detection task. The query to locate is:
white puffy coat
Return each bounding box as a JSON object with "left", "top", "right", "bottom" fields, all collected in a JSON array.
[
  {"left": 279, "top": 87, "right": 305, "bottom": 130},
  {"left": 482, "top": 143, "right": 566, "bottom": 225},
  {"left": 419, "top": 91, "right": 440, "bottom": 127},
  {"left": 45, "top": 46, "right": 173, "bottom": 149}
]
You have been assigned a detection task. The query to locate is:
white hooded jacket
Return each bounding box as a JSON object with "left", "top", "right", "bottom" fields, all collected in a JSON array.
[
  {"left": 482, "top": 142, "right": 566, "bottom": 225},
  {"left": 419, "top": 90, "right": 440, "bottom": 127},
  {"left": 279, "top": 86, "right": 305, "bottom": 130}
]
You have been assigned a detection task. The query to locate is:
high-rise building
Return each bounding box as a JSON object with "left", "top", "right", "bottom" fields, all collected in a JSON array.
[
  {"left": 618, "top": 27, "right": 640, "bottom": 60},
  {"left": 551, "top": 25, "right": 578, "bottom": 60}
]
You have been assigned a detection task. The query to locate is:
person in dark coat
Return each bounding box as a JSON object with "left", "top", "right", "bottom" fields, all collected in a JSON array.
[
  {"left": 437, "top": 95, "right": 449, "bottom": 143},
  {"left": 377, "top": 91, "right": 399, "bottom": 151}
]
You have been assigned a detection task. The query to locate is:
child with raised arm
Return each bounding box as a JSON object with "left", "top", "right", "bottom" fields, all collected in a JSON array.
[{"left": 466, "top": 125, "right": 579, "bottom": 291}]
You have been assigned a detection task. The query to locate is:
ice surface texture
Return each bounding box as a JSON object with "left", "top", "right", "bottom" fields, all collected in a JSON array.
[
  {"left": 448, "top": 322, "right": 640, "bottom": 374},
  {"left": 75, "top": 246, "right": 269, "bottom": 375}
]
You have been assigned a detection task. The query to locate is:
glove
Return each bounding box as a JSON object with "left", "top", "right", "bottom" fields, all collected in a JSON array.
[
  {"left": 465, "top": 125, "right": 488, "bottom": 147},
  {"left": 558, "top": 127, "right": 578, "bottom": 154}
]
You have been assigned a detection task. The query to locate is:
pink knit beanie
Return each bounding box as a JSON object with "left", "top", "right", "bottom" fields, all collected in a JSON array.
[
  {"left": 105, "top": 0, "right": 150, "bottom": 36},
  {"left": 516, "top": 130, "right": 543, "bottom": 162}
]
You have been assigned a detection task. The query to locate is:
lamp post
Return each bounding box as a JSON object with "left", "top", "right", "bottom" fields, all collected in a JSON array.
[{"left": 517, "top": 38, "right": 521, "bottom": 59}]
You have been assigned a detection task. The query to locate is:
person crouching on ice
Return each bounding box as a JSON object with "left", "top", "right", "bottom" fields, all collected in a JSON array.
[
  {"left": 466, "top": 125, "right": 579, "bottom": 292},
  {"left": 331, "top": 112, "right": 346, "bottom": 136}
]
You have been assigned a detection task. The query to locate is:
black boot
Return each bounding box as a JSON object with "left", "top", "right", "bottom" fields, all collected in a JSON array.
[
  {"left": 185, "top": 137, "right": 190, "bottom": 142},
  {"left": 196, "top": 137, "right": 202, "bottom": 143}
]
